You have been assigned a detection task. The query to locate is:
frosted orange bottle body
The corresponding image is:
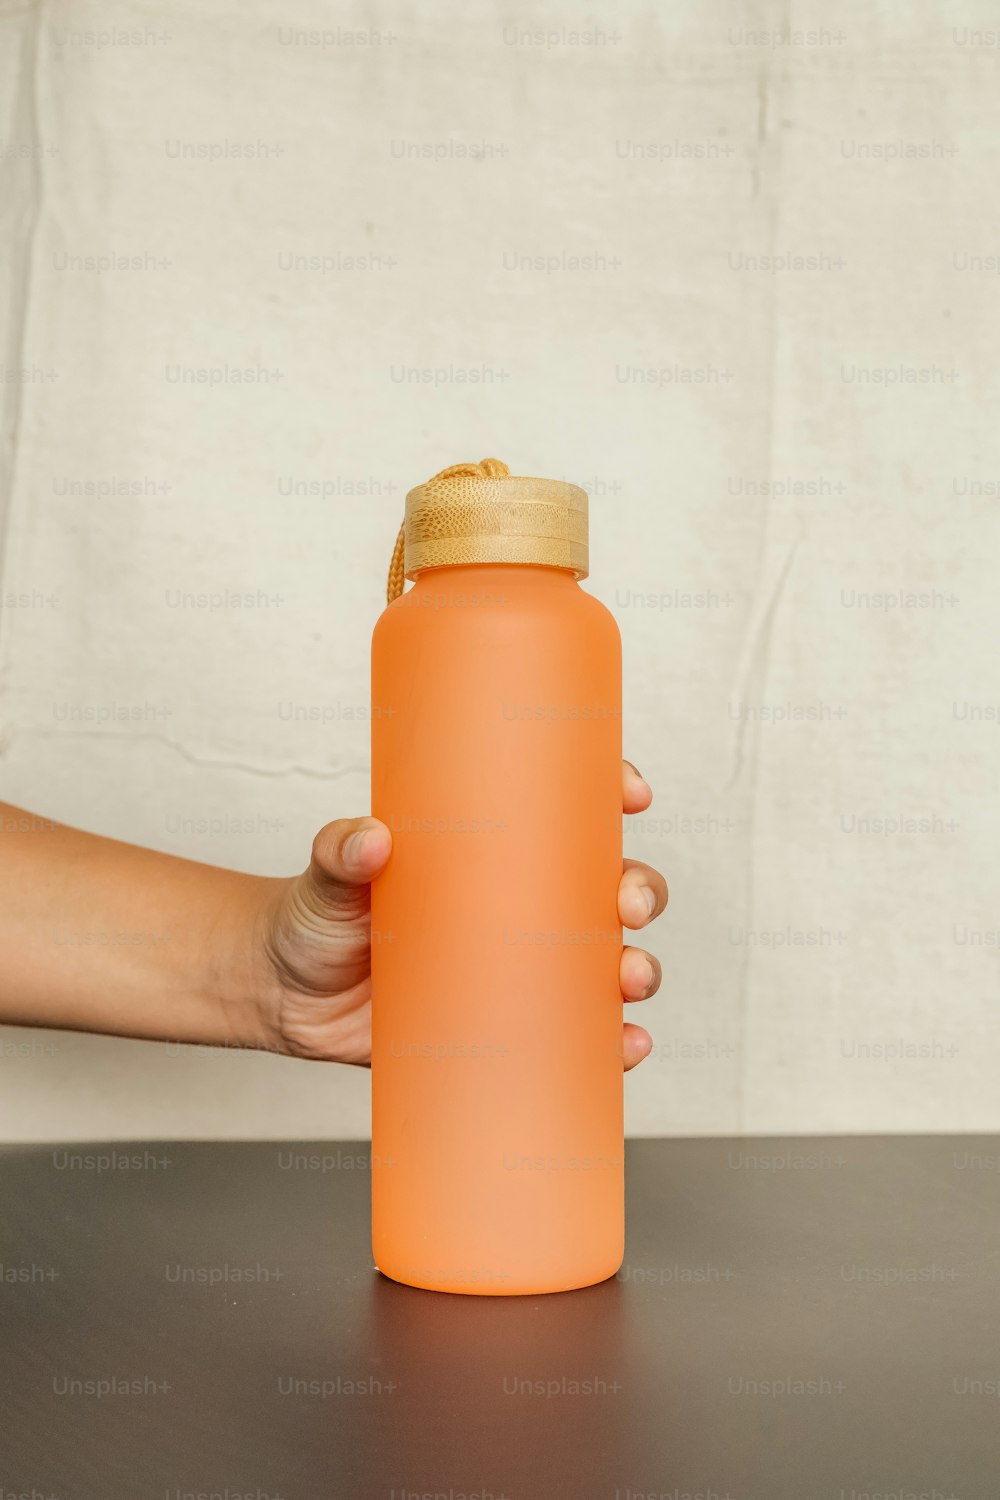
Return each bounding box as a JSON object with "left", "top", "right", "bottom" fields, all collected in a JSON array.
[{"left": 371, "top": 562, "right": 623, "bottom": 1295}]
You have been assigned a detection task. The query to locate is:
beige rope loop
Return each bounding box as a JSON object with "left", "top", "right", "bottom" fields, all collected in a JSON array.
[{"left": 386, "top": 459, "right": 510, "bottom": 603}]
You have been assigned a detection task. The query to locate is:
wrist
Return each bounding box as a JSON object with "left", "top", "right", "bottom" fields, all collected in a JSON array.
[{"left": 208, "top": 872, "right": 289, "bottom": 1054}]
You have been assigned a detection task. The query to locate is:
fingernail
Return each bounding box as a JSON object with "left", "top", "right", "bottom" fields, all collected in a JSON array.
[
  {"left": 344, "top": 829, "right": 371, "bottom": 865},
  {"left": 641, "top": 956, "right": 655, "bottom": 989},
  {"left": 627, "top": 761, "right": 649, "bottom": 786},
  {"left": 641, "top": 886, "right": 656, "bottom": 919}
]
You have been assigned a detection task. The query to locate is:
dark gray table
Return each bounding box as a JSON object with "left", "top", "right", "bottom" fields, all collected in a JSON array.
[{"left": 2, "top": 1137, "right": 998, "bottom": 1499}]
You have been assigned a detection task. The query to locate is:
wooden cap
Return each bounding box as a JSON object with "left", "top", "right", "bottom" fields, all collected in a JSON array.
[{"left": 403, "top": 474, "right": 589, "bottom": 580}]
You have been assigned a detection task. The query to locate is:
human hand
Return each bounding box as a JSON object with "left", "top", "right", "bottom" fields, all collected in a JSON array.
[{"left": 253, "top": 759, "right": 666, "bottom": 1068}]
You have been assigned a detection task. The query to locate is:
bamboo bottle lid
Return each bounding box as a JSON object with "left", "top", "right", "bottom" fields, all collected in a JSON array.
[{"left": 388, "top": 461, "right": 588, "bottom": 601}]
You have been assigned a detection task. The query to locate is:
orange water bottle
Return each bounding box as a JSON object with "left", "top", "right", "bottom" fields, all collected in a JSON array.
[{"left": 371, "top": 460, "right": 623, "bottom": 1294}]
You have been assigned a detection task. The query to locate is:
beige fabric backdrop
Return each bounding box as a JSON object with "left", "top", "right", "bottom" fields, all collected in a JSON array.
[{"left": 1, "top": 0, "right": 997, "bottom": 1140}]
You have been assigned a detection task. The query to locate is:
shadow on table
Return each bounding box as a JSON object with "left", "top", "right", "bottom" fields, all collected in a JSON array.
[{"left": 363, "top": 1267, "right": 639, "bottom": 1496}]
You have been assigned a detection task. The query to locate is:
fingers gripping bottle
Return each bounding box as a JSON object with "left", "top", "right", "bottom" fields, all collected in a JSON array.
[{"left": 371, "top": 459, "right": 623, "bottom": 1295}]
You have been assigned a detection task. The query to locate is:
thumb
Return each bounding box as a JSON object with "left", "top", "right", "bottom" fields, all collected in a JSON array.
[{"left": 302, "top": 817, "right": 392, "bottom": 919}]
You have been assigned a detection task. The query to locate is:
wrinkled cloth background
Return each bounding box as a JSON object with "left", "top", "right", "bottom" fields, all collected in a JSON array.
[{"left": 1, "top": 0, "right": 997, "bottom": 1140}]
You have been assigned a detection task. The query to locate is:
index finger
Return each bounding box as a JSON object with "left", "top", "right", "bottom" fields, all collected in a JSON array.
[{"left": 622, "top": 759, "right": 652, "bottom": 815}]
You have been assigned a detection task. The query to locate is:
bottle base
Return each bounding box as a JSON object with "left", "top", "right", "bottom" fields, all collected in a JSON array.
[{"left": 373, "top": 1258, "right": 622, "bottom": 1296}]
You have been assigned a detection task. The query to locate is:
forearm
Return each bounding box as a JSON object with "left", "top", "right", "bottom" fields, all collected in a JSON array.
[{"left": 0, "top": 804, "right": 278, "bottom": 1047}]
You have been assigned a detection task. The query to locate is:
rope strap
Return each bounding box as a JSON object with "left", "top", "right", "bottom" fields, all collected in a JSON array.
[{"left": 386, "top": 459, "right": 510, "bottom": 603}]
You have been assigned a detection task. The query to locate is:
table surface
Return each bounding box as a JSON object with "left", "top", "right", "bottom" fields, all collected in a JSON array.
[{"left": 2, "top": 1136, "right": 999, "bottom": 1500}]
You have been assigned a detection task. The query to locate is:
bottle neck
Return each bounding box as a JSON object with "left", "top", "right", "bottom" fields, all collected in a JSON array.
[{"left": 403, "top": 564, "right": 579, "bottom": 609}]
